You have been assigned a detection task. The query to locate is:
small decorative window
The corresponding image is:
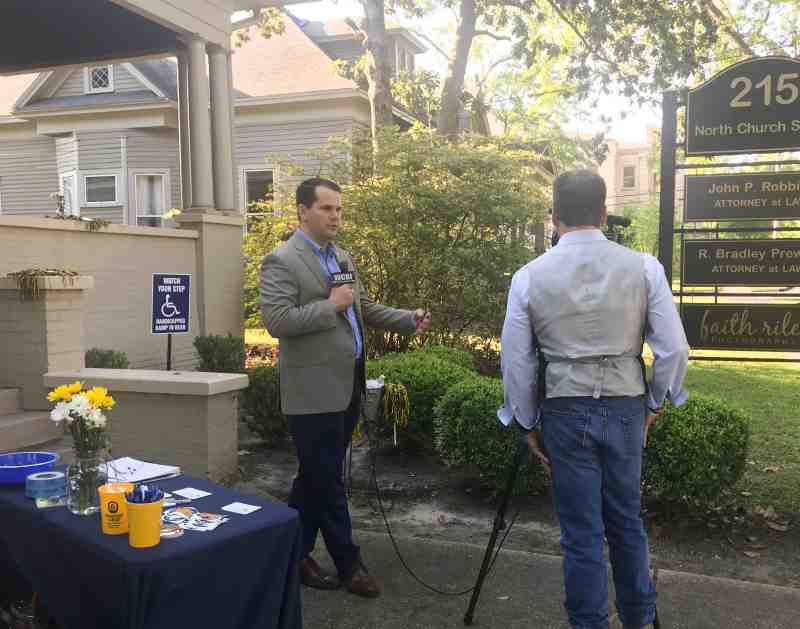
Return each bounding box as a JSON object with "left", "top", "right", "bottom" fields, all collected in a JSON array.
[{"left": 85, "top": 65, "right": 114, "bottom": 94}]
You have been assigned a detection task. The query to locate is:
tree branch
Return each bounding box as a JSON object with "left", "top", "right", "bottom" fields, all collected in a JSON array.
[
  {"left": 409, "top": 28, "right": 453, "bottom": 61},
  {"left": 704, "top": 0, "right": 756, "bottom": 56},
  {"left": 537, "top": 0, "right": 636, "bottom": 85},
  {"left": 474, "top": 30, "right": 512, "bottom": 42},
  {"left": 476, "top": 54, "right": 516, "bottom": 90}
]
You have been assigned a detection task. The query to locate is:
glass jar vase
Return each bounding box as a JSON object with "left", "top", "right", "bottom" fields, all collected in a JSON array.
[{"left": 66, "top": 453, "right": 108, "bottom": 516}]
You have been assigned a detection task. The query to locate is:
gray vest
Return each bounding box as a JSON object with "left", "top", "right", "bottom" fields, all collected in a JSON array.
[{"left": 528, "top": 236, "right": 648, "bottom": 399}]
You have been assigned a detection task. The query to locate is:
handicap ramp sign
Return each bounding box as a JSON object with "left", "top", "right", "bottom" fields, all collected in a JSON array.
[{"left": 152, "top": 274, "right": 191, "bottom": 334}]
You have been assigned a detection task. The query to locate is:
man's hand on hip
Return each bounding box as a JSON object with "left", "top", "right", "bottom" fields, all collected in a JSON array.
[{"left": 329, "top": 284, "right": 354, "bottom": 312}]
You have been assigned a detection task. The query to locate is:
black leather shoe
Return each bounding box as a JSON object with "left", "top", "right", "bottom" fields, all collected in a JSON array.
[{"left": 299, "top": 557, "right": 340, "bottom": 590}]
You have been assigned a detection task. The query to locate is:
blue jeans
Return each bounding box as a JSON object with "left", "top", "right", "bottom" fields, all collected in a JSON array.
[{"left": 542, "top": 396, "right": 656, "bottom": 629}]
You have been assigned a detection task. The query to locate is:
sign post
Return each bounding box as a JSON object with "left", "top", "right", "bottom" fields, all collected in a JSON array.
[
  {"left": 660, "top": 56, "right": 800, "bottom": 364},
  {"left": 151, "top": 274, "right": 191, "bottom": 370}
]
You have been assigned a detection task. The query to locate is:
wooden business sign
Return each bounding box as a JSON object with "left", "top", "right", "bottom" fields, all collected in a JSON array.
[
  {"left": 684, "top": 172, "right": 800, "bottom": 222},
  {"left": 683, "top": 239, "right": 800, "bottom": 286},
  {"left": 686, "top": 57, "right": 800, "bottom": 156},
  {"left": 683, "top": 304, "right": 800, "bottom": 351}
]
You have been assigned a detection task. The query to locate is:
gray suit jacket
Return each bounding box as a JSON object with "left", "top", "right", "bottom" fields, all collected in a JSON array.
[{"left": 260, "top": 231, "right": 416, "bottom": 415}]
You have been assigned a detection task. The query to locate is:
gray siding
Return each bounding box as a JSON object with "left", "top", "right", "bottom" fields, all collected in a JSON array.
[
  {"left": 76, "top": 131, "right": 123, "bottom": 170},
  {"left": 56, "top": 134, "right": 78, "bottom": 174},
  {"left": 234, "top": 118, "right": 354, "bottom": 208},
  {"left": 0, "top": 134, "right": 58, "bottom": 215},
  {"left": 80, "top": 207, "right": 125, "bottom": 223},
  {"left": 126, "top": 128, "right": 182, "bottom": 214},
  {"left": 52, "top": 65, "right": 145, "bottom": 98},
  {"left": 114, "top": 65, "right": 145, "bottom": 92},
  {"left": 74, "top": 131, "right": 124, "bottom": 221},
  {"left": 53, "top": 69, "right": 84, "bottom": 97}
]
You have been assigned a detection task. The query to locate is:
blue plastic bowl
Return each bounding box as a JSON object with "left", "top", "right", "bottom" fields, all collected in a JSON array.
[{"left": 0, "top": 452, "right": 60, "bottom": 485}]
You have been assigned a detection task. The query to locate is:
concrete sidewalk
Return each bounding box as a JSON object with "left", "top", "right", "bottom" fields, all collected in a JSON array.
[{"left": 303, "top": 531, "right": 800, "bottom": 629}]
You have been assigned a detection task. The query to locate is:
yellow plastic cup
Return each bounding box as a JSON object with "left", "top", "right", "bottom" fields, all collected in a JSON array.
[
  {"left": 125, "top": 496, "right": 164, "bottom": 548},
  {"left": 98, "top": 483, "right": 135, "bottom": 535}
]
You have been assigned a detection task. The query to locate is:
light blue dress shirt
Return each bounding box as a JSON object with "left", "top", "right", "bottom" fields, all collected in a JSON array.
[
  {"left": 297, "top": 229, "right": 364, "bottom": 359},
  {"left": 498, "top": 229, "right": 690, "bottom": 429}
]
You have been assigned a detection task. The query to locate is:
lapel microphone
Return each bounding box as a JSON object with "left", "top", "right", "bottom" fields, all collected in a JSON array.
[{"left": 331, "top": 258, "right": 355, "bottom": 286}]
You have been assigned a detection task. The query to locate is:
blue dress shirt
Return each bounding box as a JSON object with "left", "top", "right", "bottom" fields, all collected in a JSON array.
[{"left": 297, "top": 229, "right": 364, "bottom": 359}]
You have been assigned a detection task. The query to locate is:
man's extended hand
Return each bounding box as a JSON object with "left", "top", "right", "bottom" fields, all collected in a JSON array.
[
  {"left": 526, "top": 431, "right": 551, "bottom": 477},
  {"left": 414, "top": 309, "right": 432, "bottom": 334},
  {"left": 644, "top": 408, "right": 663, "bottom": 448},
  {"left": 329, "top": 284, "right": 354, "bottom": 312}
]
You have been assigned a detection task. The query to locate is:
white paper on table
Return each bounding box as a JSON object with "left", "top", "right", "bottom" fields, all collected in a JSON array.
[
  {"left": 103, "top": 457, "right": 181, "bottom": 483},
  {"left": 172, "top": 487, "right": 212, "bottom": 500},
  {"left": 221, "top": 502, "right": 262, "bottom": 515}
]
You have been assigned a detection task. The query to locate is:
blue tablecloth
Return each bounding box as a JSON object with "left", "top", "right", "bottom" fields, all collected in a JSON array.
[{"left": 0, "top": 475, "right": 302, "bottom": 629}]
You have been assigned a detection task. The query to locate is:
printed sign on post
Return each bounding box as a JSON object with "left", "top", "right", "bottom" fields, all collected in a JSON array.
[{"left": 151, "top": 274, "right": 191, "bottom": 335}]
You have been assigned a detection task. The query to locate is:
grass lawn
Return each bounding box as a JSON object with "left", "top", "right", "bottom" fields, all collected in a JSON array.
[{"left": 684, "top": 361, "right": 800, "bottom": 513}]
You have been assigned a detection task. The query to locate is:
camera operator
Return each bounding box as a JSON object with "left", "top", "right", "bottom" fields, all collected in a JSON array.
[{"left": 498, "top": 170, "right": 689, "bottom": 629}]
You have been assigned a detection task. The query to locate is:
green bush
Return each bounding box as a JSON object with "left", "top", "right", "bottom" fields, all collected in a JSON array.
[
  {"left": 242, "top": 365, "right": 286, "bottom": 445},
  {"left": 434, "top": 377, "right": 545, "bottom": 495},
  {"left": 410, "top": 344, "right": 474, "bottom": 370},
  {"left": 193, "top": 334, "right": 246, "bottom": 373},
  {"left": 367, "top": 353, "right": 473, "bottom": 450},
  {"left": 644, "top": 396, "right": 750, "bottom": 508},
  {"left": 85, "top": 348, "right": 129, "bottom": 369}
]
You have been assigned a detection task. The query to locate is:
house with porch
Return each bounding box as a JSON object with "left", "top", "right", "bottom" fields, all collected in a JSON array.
[
  {"left": 0, "top": 12, "right": 423, "bottom": 229},
  {"left": 0, "top": 0, "right": 291, "bottom": 463}
]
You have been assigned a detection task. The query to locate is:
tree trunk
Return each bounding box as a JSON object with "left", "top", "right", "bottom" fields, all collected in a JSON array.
[
  {"left": 361, "top": 0, "right": 394, "bottom": 152},
  {"left": 438, "top": 0, "right": 477, "bottom": 136}
]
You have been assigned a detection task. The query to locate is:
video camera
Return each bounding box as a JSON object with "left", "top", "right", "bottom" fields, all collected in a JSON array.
[{"left": 549, "top": 213, "right": 631, "bottom": 247}]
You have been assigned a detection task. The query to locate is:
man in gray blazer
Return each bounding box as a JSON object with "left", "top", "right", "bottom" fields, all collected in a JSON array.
[{"left": 260, "top": 177, "right": 431, "bottom": 598}]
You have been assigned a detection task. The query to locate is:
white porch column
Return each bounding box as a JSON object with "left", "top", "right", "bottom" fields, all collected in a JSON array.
[
  {"left": 187, "top": 36, "right": 215, "bottom": 211},
  {"left": 177, "top": 48, "right": 192, "bottom": 209},
  {"left": 208, "top": 44, "right": 236, "bottom": 212},
  {"left": 227, "top": 50, "right": 239, "bottom": 213}
]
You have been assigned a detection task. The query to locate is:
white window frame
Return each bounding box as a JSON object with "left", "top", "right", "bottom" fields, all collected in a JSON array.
[
  {"left": 239, "top": 165, "right": 276, "bottom": 212},
  {"left": 82, "top": 171, "right": 121, "bottom": 207},
  {"left": 130, "top": 169, "right": 171, "bottom": 228},
  {"left": 622, "top": 164, "right": 637, "bottom": 189},
  {"left": 84, "top": 65, "right": 114, "bottom": 94},
  {"left": 60, "top": 171, "right": 79, "bottom": 216},
  {"left": 239, "top": 165, "right": 276, "bottom": 236}
]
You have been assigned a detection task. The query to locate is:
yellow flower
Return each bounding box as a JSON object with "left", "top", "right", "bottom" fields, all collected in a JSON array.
[
  {"left": 48, "top": 385, "right": 72, "bottom": 402},
  {"left": 86, "top": 387, "right": 115, "bottom": 410},
  {"left": 67, "top": 381, "right": 83, "bottom": 395}
]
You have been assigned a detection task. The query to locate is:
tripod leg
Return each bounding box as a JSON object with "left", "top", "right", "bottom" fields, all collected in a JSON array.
[{"left": 463, "top": 438, "right": 527, "bottom": 626}]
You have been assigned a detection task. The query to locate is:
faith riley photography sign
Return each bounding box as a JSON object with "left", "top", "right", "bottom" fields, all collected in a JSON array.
[
  {"left": 683, "top": 304, "right": 800, "bottom": 351},
  {"left": 684, "top": 172, "right": 800, "bottom": 222},
  {"left": 682, "top": 239, "right": 800, "bottom": 286}
]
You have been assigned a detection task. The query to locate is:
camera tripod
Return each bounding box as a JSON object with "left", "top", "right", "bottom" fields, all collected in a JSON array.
[{"left": 463, "top": 436, "right": 661, "bottom": 629}]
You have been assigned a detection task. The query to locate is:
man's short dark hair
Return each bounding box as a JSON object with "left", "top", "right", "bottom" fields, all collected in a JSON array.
[
  {"left": 296, "top": 177, "right": 341, "bottom": 209},
  {"left": 553, "top": 170, "right": 606, "bottom": 227}
]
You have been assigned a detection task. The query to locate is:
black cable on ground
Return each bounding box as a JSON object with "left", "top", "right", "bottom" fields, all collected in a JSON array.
[{"left": 362, "top": 420, "right": 521, "bottom": 597}]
